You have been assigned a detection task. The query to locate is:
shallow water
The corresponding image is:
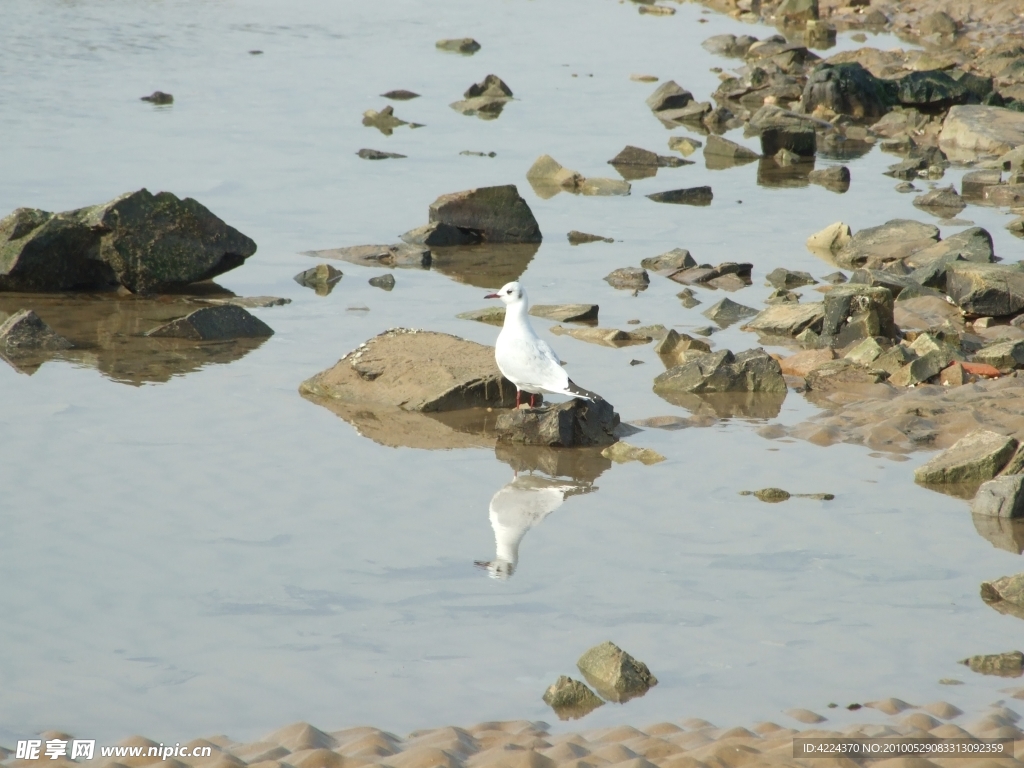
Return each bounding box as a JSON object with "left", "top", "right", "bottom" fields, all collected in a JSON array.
[{"left": 3, "top": 0, "right": 1024, "bottom": 746}]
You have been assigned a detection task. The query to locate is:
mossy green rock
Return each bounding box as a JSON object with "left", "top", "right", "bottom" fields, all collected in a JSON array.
[
  {"left": 0, "top": 189, "right": 256, "bottom": 293},
  {"left": 576, "top": 641, "right": 657, "bottom": 703}
]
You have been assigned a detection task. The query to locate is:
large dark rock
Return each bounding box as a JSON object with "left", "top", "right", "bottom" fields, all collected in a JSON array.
[
  {"left": 495, "top": 398, "right": 620, "bottom": 447},
  {"left": 428, "top": 185, "right": 542, "bottom": 244},
  {"left": 802, "top": 63, "right": 895, "bottom": 120},
  {"left": 653, "top": 348, "right": 786, "bottom": 395},
  {"left": 946, "top": 262, "right": 1024, "bottom": 316},
  {"left": 904, "top": 227, "right": 995, "bottom": 269},
  {"left": 146, "top": 305, "right": 273, "bottom": 341},
  {"left": 0, "top": 190, "right": 257, "bottom": 293},
  {"left": 821, "top": 284, "right": 896, "bottom": 345},
  {"left": 895, "top": 70, "right": 969, "bottom": 111}
]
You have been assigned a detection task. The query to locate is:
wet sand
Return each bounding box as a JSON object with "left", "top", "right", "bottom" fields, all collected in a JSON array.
[{"left": 11, "top": 701, "right": 1024, "bottom": 768}]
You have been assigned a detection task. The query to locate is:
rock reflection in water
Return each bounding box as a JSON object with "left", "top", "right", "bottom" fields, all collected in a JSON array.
[
  {"left": 756, "top": 156, "right": 814, "bottom": 189},
  {"left": 0, "top": 289, "right": 270, "bottom": 385},
  {"left": 430, "top": 243, "right": 539, "bottom": 289},
  {"left": 302, "top": 396, "right": 498, "bottom": 450},
  {"left": 476, "top": 446, "right": 610, "bottom": 581},
  {"left": 653, "top": 391, "right": 786, "bottom": 421},
  {"left": 972, "top": 512, "right": 1024, "bottom": 555}
]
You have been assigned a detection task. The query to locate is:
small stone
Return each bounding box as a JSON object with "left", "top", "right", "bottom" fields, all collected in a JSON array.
[
  {"left": 668, "top": 136, "right": 702, "bottom": 156},
  {"left": 808, "top": 165, "right": 851, "bottom": 192},
  {"left": 369, "top": 274, "right": 395, "bottom": 291},
  {"left": 896, "top": 182, "right": 917, "bottom": 193},
  {"left": 646, "top": 186, "right": 713, "bottom": 205},
  {"left": 940, "top": 362, "right": 967, "bottom": 387},
  {"left": 576, "top": 641, "right": 658, "bottom": 703},
  {"left": 601, "top": 442, "right": 666, "bottom": 465},
  {"left": 704, "top": 135, "right": 760, "bottom": 161},
  {"left": 822, "top": 271, "right": 848, "bottom": 284},
  {"left": 381, "top": 89, "right": 420, "bottom": 100},
  {"left": 766, "top": 267, "right": 816, "bottom": 289},
  {"left": 631, "top": 74, "right": 659, "bottom": 83},
  {"left": 702, "top": 298, "right": 758, "bottom": 327},
  {"left": 530, "top": 304, "right": 599, "bottom": 323},
  {"left": 542, "top": 676, "right": 604, "bottom": 721},
  {"left": 641, "top": 248, "right": 695, "bottom": 272},
  {"left": 914, "top": 185, "right": 966, "bottom": 214},
  {"left": 141, "top": 91, "right": 173, "bottom": 104},
  {"left": 865, "top": 698, "right": 915, "bottom": 715},
  {"left": 604, "top": 267, "right": 650, "bottom": 290},
  {"left": 753, "top": 488, "right": 791, "bottom": 503},
  {"left": 568, "top": 230, "right": 613, "bottom": 245},
  {"left": 294, "top": 264, "right": 343, "bottom": 295},
  {"left": 844, "top": 337, "right": 884, "bottom": 366},
  {"left": 146, "top": 305, "right": 274, "bottom": 341},
  {"left": 526, "top": 155, "right": 584, "bottom": 193},
  {"left": 806, "top": 222, "right": 852, "bottom": 254},
  {"left": 357, "top": 148, "right": 407, "bottom": 160},
  {"left": 646, "top": 81, "right": 694, "bottom": 113},
  {"left": 677, "top": 289, "right": 701, "bottom": 308},
  {"left": 888, "top": 350, "right": 946, "bottom": 387},
  {"left": 436, "top": 38, "right": 480, "bottom": 54}
]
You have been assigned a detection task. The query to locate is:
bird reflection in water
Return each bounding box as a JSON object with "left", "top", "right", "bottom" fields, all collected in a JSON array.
[{"left": 475, "top": 474, "right": 594, "bottom": 580}]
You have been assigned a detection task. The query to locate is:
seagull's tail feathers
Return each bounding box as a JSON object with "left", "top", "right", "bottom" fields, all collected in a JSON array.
[{"left": 565, "top": 378, "right": 601, "bottom": 402}]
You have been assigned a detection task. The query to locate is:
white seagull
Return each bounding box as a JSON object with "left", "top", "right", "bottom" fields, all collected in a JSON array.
[{"left": 485, "top": 281, "right": 599, "bottom": 407}]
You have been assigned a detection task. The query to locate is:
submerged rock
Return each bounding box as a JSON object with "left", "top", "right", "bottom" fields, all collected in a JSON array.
[
  {"left": 604, "top": 267, "right": 649, "bottom": 290},
  {"left": 146, "top": 305, "right": 273, "bottom": 341},
  {"left": 568, "top": 231, "right": 613, "bottom": 245},
  {"left": 495, "top": 398, "right": 620, "bottom": 447},
  {"left": 526, "top": 155, "right": 584, "bottom": 194},
  {"left": 808, "top": 165, "right": 851, "bottom": 192},
  {"left": 607, "top": 145, "right": 689, "bottom": 169},
  {"left": 766, "top": 268, "right": 816, "bottom": 289},
  {"left": 914, "top": 429, "right": 1017, "bottom": 485},
  {"left": 0, "top": 189, "right": 257, "bottom": 293},
  {"left": 960, "top": 651, "right": 1024, "bottom": 677},
  {"left": 704, "top": 135, "right": 760, "bottom": 162},
  {"left": 369, "top": 274, "right": 395, "bottom": 291},
  {"left": 428, "top": 185, "right": 541, "bottom": 244},
  {"left": 141, "top": 91, "right": 173, "bottom": 105},
  {"left": 0, "top": 309, "right": 72, "bottom": 351},
  {"left": 542, "top": 676, "right": 604, "bottom": 721},
  {"left": 642, "top": 248, "right": 695, "bottom": 272},
  {"left": 436, "top": 38, "right": 480, "bottom": 54},
  {"left": 294, "top": 264, "right": 343, "bottom": 296},
  {"left": 653, "top": 348, "right": 786, "bottom": 395},
  {"left": 576, "top": 641, "right": 657, "bottom": 703},
  {"left": 307, "top": 243, "right": 431, "bottom": 269},
  {"left": 300, "top": 328, "right": 515, "bottom": 412},
  {"left": 601, "top": 442, "right": 666, "bottom": 465},
  {"left": 646, "top": 186, "right": 713, "bottom": 205},
  {"left": 381, "top": 89, "right": 419, "bottom": 101},
  {"left": 362, "top": 105, "right": 410, "bottom": 134},
  {"left": 913, "top": 185, "right": 966, "bottom": 215},
  {"left": 357, "top": 148, "right": 407, "bottom": 160},
  {"left": 982, "top": 573, "right": 1024, "bottom": 621}
]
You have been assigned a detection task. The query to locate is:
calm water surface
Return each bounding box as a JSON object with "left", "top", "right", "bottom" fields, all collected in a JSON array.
[{"left": 2, "top": 0, "right": 1024, "bottom": 745}]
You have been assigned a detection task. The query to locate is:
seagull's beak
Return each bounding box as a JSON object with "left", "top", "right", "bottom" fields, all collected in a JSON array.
[{"left": 484, "top": 292, "right": 499, "bottom": 299}]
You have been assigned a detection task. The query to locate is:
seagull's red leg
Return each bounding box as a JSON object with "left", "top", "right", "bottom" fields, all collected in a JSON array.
[
  {"left": 530, "top": 393, "right": 537, "bottom": 407},
  {"left": 516, "top": 389, "right": 521, "bottom": 408}
]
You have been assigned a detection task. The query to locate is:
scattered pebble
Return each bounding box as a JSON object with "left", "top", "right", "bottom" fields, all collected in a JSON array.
[
  {"left": 368, "top": 274, "right": 395, "bottom": 291},
  {"left": 381, "top": 89, "right": 420, "bottom": 100},
  {"left": 140, "top": 91, "right": 173, "bottom": 104}
]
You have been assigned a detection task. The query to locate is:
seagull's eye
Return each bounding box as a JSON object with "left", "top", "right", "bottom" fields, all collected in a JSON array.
[{"left": 506, "top": 288, "right": 512, "bottom": 294}]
